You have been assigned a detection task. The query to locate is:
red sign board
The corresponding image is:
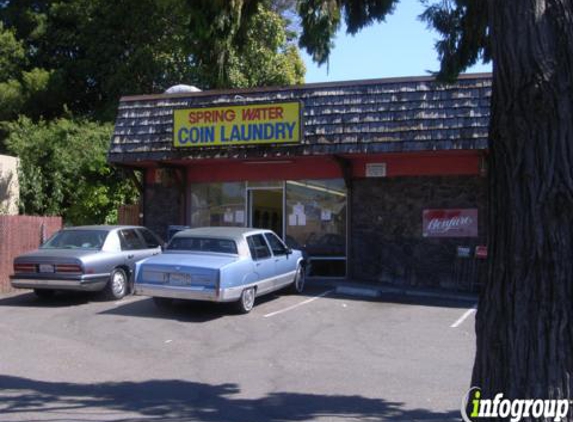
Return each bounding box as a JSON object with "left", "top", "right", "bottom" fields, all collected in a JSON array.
[
  {"left": 422, "top": 209, "right": 478, "bottom": 238},
  {"left": 475, "top": 245, "right": 488, "bottom": 259}
]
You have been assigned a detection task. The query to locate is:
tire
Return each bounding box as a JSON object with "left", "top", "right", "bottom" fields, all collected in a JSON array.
[
  {"left": 153, "top": 297, "right": 173, "bottom": 310},
  {"left": 235, "top": 287, "right": 256, "bottom": 314},
  {"left": 102, "top": 268, "right": 128, "bottom": 300},
  {"left": 34, "top": 289, "right": 55, "bottom": 299},
  {"left": 288, "top": 264, "right": 306, "bottom": 294}
]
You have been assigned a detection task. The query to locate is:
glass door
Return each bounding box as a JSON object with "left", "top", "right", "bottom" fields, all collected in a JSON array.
[{"left": 247, "top": 186, "right": 285, "bottom": 237}]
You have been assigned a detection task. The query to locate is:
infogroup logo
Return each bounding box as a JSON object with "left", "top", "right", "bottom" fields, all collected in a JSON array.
[{"left": 461, "top": 387, "right": 570, "bottom": 422}]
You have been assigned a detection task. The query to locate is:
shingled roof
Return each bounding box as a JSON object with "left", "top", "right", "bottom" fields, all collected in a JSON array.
[{"left": 108, "top": 73, "right": 491, "bottom": 164}]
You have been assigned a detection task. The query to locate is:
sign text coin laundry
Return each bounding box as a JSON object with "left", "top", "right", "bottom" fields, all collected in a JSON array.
[{"left": 173, "top": 102, "right": 301, "bottom": 147}]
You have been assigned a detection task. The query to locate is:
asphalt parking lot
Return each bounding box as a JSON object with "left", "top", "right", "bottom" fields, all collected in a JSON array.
[{"left": 0, "top": 284, "right": 477, "bottom": 422}]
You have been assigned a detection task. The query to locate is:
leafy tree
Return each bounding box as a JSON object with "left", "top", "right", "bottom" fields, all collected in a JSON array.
[
  {"left": 0, "top": 0, "right": 196, "bottom": 120},
  {"left": 0, "top": 21, "right": 25, "bottom": 79},
  {"left": 0, "top": 0, "right": 306, "bottom": 225},
  {"left": 0, "top": 0, "right": 306, "bottom": 120},
  {"left": 0, "top": 20, "right": 65, "bottom": 132},
  {"left": 185, "top": 0, "right": 304, "bottom": 89},
  {"left": 296, "top": 0, "right": 573, "bottom": 405},
  {"left": 4, "top": 117, "right": 138, "bottom": 224},
  {"left": 225, "top": 4, "right": 305, "bottom": 88}
]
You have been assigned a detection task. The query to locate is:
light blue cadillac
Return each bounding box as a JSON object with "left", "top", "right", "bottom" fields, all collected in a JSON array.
[{"left": 134, "top": 227, "right": 306, "bottom": 313}]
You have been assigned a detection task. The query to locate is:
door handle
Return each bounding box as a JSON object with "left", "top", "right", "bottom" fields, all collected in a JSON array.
[{"left": 127, "top": 254, "right": 134, "bottom": 259}]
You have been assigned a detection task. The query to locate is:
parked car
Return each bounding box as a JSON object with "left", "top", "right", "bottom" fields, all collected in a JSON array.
[
  {"left": 134, "top": 227, "right": 306, "bottom": 313},
  {"left": 10, "top": 225, "right": 163, "bottom": 300}
]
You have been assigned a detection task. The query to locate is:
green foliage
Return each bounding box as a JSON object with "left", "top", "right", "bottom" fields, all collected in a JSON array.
[
  {"left": 0, "top": 79, "right": 23, "bottom": 121},
  {"left": 0, "top": 0, "right": 306, "bottom": 222},
  {"left": 187, "top": 0, "right": 305, "bottom": 89},
  {"left": 4, "top": 117, "right": 138, "bottom": 224},
  {"left": 18, "top": 0, "right": 197, "bottom": 120},
  {"left": 420, "top": 0, "right": 490, "bottom": 81},
  {"left": 0, "top": 21, "right": 64, "bottom": 123},
  {"left": 298, "top": 0, "right": 396, "bottom": 66},
  {"left": 0, "top": 22, "right": 25, "bottom": 122},
  {"left": 0, "top": 0, "right": 306, "bottom": 119},
  {"left": 225, "top": 4, "right": 305, "bottom": 88},
  {"left": 0, "top": 22, "right": 25, "bottom": 79}
]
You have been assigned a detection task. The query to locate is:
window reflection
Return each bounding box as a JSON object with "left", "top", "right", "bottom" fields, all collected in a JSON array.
[
  {"left": 285, "top": 179, "right": 346, "bottom": 258},
  {"left": 190, "top": 182, "right": 246, "bottom": 227}
]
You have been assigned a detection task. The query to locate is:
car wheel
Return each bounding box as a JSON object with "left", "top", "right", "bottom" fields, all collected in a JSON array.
[
  {"left": 103, "top": 268, "right": 128, "bottom": 300},
  {"left": 289, "top": 265, "right": 306, "bottom": 294},
  {"left": 34, "top": 289, "right": 55, "bottom": 299},
  {"left": 153, "top": 297, "right": 173, "bottom": 310},
  {"left": 236, "top": 287, "right": 256, "bottom": 314}
]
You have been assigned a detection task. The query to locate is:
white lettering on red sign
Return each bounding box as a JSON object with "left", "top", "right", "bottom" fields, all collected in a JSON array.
[{"left": 423, "top": 209, "right": 478, "bottom": 238}]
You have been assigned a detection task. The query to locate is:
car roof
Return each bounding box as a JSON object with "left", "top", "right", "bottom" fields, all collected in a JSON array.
[
  {"left": 62, "top": 225, "right": 144, "bottom": 231},
  {"left": 174, "top": 227, "right": 272, "bottom": 242}
]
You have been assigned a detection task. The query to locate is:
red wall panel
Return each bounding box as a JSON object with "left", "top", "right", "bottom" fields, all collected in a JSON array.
[
  {"left": 0, "top": 216, "right": 62, "bottom": 293},
  {"left": 143, "top": 151, "right": 483, "bottom": 185}
]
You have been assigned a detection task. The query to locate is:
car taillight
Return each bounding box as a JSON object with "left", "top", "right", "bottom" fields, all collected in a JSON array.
[
  {"left": 56, "top": 264, "right": 83, "bottom": 274},
  {"left": 13, "top": 263, "right": 36, "bottom": 273}
]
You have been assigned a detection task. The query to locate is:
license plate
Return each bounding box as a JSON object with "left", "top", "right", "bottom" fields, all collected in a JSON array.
[
  {"left": 39, "top": 264, "right": 55, "bottom": 273},
  {"left": 169, "top": 273, "right": 191, "bottom": 285}
]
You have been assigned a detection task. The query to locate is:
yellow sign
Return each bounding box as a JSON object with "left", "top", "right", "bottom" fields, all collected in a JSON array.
[{"left": 173, "top": 102, "right": 301, "bottom": 147}]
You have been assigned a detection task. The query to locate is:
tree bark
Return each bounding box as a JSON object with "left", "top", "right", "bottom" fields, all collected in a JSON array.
[{"left": 472, "top": 0, "right": 573, "bottom": 412}]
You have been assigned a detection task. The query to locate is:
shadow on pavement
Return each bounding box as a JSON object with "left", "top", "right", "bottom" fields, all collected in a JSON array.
[
  {"left": 0, "top": 291, "right": 94, "bottom": 308},
  {"left": 98, "top": 296, "right": 241, "bottom": 323},
  {"left": 99, "top": 291, "right": 287, "bottom": 322},
  {"left": 0, "top": 375, "right": 460, "bottom": 422}
]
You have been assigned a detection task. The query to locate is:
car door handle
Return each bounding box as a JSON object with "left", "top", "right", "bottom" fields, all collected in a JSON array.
[
  {"left": 255, "top": 262, "right": 262, "bottom": 267},
  {"left": 127, "top": 254, "right": 134, "bottom": 259}
]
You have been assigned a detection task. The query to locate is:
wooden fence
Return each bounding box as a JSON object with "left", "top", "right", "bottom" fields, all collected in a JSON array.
[
  {"left": 118, "top": 203, "right": 142, "bottom": 226},
  {"left": 0, "top": 216, "right": 62, "bottom": 293}
]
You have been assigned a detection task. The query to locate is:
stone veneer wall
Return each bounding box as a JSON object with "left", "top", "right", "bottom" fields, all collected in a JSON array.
[
  {"left": 144, "top": 183, "right": 184, "bottom": 241},
  {"left": 350, "top": 176, "right": 487, "bottom": 291}
]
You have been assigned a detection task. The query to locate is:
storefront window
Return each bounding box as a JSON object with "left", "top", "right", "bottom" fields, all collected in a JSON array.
[
  {"left": 189, "top": 179, "right": 346, "bottom": 276},
  {"left": 285, "top": 179, "right": 347, "bottom": 277},
  {"left": 190, "top": 182, "right": 246, "bottom": 227}
]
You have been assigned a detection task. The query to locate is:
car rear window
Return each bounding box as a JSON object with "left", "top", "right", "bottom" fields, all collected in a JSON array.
[
  {"left": 167, "top": 237, "right": 238, "bottom": 254},
  {"left": 41, "top": 230, "right": 108, "bottom": 250}
]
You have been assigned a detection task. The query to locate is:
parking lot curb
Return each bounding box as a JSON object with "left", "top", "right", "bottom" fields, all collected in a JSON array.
[
  {"left": 308, "top": 278, "right": 478, "bottom": 303},
  {"left": 335, "top": 286, "right": 380, "bottom": 298}
]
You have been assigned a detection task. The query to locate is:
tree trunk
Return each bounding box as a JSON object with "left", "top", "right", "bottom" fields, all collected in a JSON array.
[{"left": 472, "top": 0, "right": 573, "bottom": 412}]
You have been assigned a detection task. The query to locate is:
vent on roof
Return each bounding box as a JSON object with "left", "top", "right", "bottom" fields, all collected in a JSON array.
[{"left": 164, "top": 84, "right": 202, "bottom": 94}]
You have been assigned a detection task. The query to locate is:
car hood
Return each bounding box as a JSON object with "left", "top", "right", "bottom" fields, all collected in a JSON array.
[
  {"left": 15, "top": 248, "right": 99, "bottom": 262},
  {"left": 139, "top": 252, "right": 239, "bottom": 270}
]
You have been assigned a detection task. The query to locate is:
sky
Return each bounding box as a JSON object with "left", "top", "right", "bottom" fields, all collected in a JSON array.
[{"left": 301, "top": 1, "right": 491, "bottom": 84}]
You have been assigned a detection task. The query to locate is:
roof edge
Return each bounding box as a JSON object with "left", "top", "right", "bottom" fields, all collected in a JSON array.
[{"left": 119, "top": 72, "right": 492, "bottom": 103}]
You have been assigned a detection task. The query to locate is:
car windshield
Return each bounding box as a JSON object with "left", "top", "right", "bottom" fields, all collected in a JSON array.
[
  {"left": 41, "top": 230, "right": 108, "bottom": 250},
  {"left": 167, "top": 236, "right": 238, "bottom": 254}
]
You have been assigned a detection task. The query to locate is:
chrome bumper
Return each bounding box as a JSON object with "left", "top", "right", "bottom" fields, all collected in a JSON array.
[
  {"left": 135, "top": 283, "right": 242, "bottom": 302},
  {"left": 10, "top": 274, "right": 110, "bottom": 291}
]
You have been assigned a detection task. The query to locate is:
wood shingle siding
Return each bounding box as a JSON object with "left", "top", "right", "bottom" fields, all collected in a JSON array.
[{"left": 108, "top": 74, "right": 491, "bottom": 163}]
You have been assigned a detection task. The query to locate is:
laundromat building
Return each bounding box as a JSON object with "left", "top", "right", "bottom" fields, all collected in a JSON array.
[{"left": 108, "top": 73, "right": 491, "bottom": 291}]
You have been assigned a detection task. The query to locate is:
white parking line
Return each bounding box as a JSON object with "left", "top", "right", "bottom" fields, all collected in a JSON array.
[
  {"left": 450, "top": 305, "right": 477, "bottom": 328},
  {"left": 263, "top": 290, "right": 334, "bottom": 318}
]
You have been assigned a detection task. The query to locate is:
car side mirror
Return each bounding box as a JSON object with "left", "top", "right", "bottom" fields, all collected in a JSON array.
[{"left": 286, "top": 248, "right": 293, "bottom": 255}]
